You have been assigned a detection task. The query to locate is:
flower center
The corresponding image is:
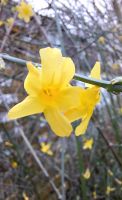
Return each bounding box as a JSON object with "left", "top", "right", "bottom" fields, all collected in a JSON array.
[
  {"left": 42, "top": 87, "right": 59, "bottom": 98},
  {"left": 43, "top": 89, "right": 53, "bottom": 97},
  {"left": 23, "top": 7, "right": 30, "bottom": 15},
  {"left": 41, "top": 88, "right": 59, "bottom": 106}
]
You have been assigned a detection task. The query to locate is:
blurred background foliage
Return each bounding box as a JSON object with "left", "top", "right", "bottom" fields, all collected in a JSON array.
[{"left": 0, "top": 0, "right": 122, "bottom": 199}]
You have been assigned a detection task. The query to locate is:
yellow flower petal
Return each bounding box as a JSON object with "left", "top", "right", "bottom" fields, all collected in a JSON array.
[
  {"left": 24, "top": 62, "right": 42, "bottom": 95},
  {"left": 40, "top": 47, "right": 75, "bottom": 88},
  {"left": 90, "top": 62, "right": 101, "bottom": 79},
  {"left": 60, "top": 57, "right": 75, "bottom": 88},
  {"left": 75, "top": 112, "right": 93, "bottom": 136},
  {"left": 85, "top": 87, "right": 101, "bottom": 104},
  {"left": 86, "top": 62, "right": 101, "bottom": 88},
  {"left": 44, "top": 107, "right": 72, "bottom": 137},
  {"left": 65, "top": 107, "right": 82, "bottom": 122},
  {"left": 57, "top": 86, "right": 82, "bottom": 112},
  {"left": 8, "top": 96, "right": 44, "bottom": 119},
  {"left": 40, "top": 47, "right": 62, "bottom": 87},
  {"left": 75, "top": 87, "right": 100, "bottom": 136}
]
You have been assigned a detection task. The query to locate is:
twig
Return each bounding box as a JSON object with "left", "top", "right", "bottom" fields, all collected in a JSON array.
[
  {"left": 0, "top": 12, "right": 18, "bottom": 52},
  {"left": 33, "top": 13, "right": 52, "bottom": 47},
  {"left": 61, "top": 138, "right": 66, "bottom": 200},
  {"left": 52, "top": 0, "right": 66, "bottom": 55},
  {"left": 23, "top": 0, "right": 52, "bottom": 47},
  {"left": 75, "top": 136, "right": 87, "bottom": 200},
  {"left": 0, "top": 53, "right": 122, "bottom": 93},
  {"left": 96, "top": 127, "right": 122, "bottom": 168}
]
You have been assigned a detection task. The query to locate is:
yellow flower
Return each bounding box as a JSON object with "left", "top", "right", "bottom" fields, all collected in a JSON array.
[
  {"left": 0, "top": 20, "right": 4, "bottom": 26},
  {"left": 83, "top": 168, "right": 91, "bottom": 179},
  {"left": 92, "top": 191, "right": 97, "bottom": 199},
  {"left": 11, "top": 161, "right": 18, "bottom": 169},
  {"left": 107, "top": 169, "right": 113, "bottom": 177},
  {"left": 16, "top": 0, "right": 33, "bottom": 23},
  {"left": 6, "top": 17, "right": 14, "bottom": 27},
  {"left": 106, "top": 186, "right": 115, "bottom": 195},
  {"left": 1, "top": 0, "right": 8, "bottom": 5},
  {"left": 65, "top": 62, "right": 101, "bottom": 136},
  {"left": 23, "top": 192, "right": 29, "bottom": 200},
  {"left": 40, "top": 142, "right": 53, "bottom": 156},
  {"left": 8, "top": 47, "right": 81, "bottom": 137},
  {"left": 5, "top": 141, "right": 13, "bottom": 147},
  {"left": 98, "top": 36, "right": 105, "bottom": 45},
  {"left": 83, "top": 138, "right": 94, "bottom": 150}
]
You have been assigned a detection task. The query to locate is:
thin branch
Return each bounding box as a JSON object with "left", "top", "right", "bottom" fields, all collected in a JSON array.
[
  {"left": 0, "top": 53, "right": 122, "bottom": 93},
  {"left": 97, "top": 127, "right": 122, "bottom": 168},
  {"left": 0, "top": 11, "right": 18, "bottom": 52},
  {"left": 61, "top": 138, "right": 66, "bottom": 200}
]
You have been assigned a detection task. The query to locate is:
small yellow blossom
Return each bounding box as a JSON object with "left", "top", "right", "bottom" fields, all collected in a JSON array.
[
  {"left": 107, "top": 169, "right": 113, "bottom": 177},
  {"left": 16, "top": 0, "right": 33, "bottom": 23},
  {"left": 119, "top": 107, "right": 122, "bottom": 115},
  {"left": 40, "top": 142, "right": 53, "bottom": 156},
  {"left": 106, "top": 186, "right": 115, "bottom": 195},
  {"left": 98, "top": 36, "right": 105, "bottom": 45},
  {"left": 83, "top": 168, "right": 91, "bottom": 179},
  {"left": 11, "top": 161, "right": 18, "bottom": 169},
  {"left": 92, "top": 191, "right": 97, "bottom": 199},
  {"left": 23, "top": 192, "right": 29, "bottom": 200},
  {"left": 6, "top": 17, "right": 14, "bottom": 27},
  {"left": 8, "top": 47, "right": 81, "bottom": 137},
  {"left": 65, "top": 62, "right": 101, "bottom": 136},
  {"left": 1, "top": 0, "right": 8, "bottom": 5},
  {"left": 83, "top": 138, "right": 94, "bottom": 150},
  {"left": 0, "top": 20, "right": 4, "bottom": 26},
  {"left": 5, "top": 141, "right": 13, "bottom": 147}
]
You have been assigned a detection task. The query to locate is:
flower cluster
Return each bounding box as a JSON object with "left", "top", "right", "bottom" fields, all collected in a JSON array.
[{"left": 8, "top": 47, "right": 101, "bottom": 137}]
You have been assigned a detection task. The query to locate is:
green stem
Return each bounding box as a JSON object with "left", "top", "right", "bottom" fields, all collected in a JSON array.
[
  {"left": 61, "top": 138, "right": 65, "bottom": 200},
  {"left": 0, "top": 53, "right": 122, "bottom": 93},
  {"left": 75, "top": 136, "right": 87, "bottom": 200}
]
